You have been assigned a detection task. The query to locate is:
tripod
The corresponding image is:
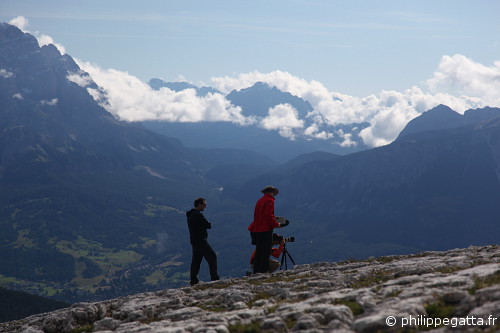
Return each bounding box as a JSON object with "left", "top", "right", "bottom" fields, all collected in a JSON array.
[{"left": 279, "top": 243, "right": 296, "bottom": 270}]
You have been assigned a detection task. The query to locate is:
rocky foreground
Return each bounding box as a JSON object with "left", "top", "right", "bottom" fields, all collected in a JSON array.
[{"left": 2, "top": 245, "right": 499, "bottom": 333}]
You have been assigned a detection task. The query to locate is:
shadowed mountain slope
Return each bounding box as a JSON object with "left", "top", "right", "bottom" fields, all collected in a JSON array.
[
  {"left": 222, "top": 111, "right": 500, "bottom": 261},
  {"left": 0, "top": 22, "right": 264, "bottom": 301}
]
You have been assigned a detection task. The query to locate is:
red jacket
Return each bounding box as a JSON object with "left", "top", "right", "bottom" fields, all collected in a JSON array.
[{"left": 248, "top": 193, "right": 280, "bottom": 232}]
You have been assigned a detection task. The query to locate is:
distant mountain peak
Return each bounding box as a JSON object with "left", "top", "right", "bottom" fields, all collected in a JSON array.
[
  {"left": 40, "top": 43, "right": 61, "bottom": 57},
  {"left": 226, "top": 81, "right": 313, "bottom": 118},
  {"left": 430, "top": 103, "right": 453, "bottom": 112},
  {"left": 249, "top": 81, "right": 274, "bottom": 89},
  {"left": 231, "top": 81, "right": 280, "bottom": 94},
  {"left": 0, "top": 21, "right": 25, "bottom": 37},
  {"left": 418, "top": 104, "right": 460, "bottom": 120},
  {"left": 397, "top": 104, "right": 500, "bottom": 141},
  {"left": 396, "top": 104, "right": 463, "bottom": 140}
]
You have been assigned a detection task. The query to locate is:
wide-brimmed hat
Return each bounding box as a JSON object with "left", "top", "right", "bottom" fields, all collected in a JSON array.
[{"left": 261, "top": 186, "right": 279, "bottom": 195}]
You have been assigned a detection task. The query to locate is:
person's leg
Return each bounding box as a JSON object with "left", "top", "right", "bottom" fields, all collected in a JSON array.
[
  {"left": 252, "top": 233, "right": 264, "bottom": 273},
  {"left": 254, "top": 231, "right": 273, "bottom": 273},
  {"left": 201, "top": 241, "right": 219, "bottom": 281},
  {"left": 190, "top": 245, "right": 203, "bottom": 285}
]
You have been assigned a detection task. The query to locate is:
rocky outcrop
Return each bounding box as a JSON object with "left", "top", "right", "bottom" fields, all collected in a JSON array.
[{"left": 2, "top": 245, "right": 499, "bottom": 332}]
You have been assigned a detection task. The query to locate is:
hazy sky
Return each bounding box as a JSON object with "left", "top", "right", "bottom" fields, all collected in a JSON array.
[
  {"left": 2, "top": 0, "right": 500, "bottom": 147},
  {"left": 1, "top": 0, "right": 499, "bottom": 96}
]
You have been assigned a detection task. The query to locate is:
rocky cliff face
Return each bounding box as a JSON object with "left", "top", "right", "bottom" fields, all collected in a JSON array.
[{"left": 2, "top": 245, "right": 499, "bottom": 332}]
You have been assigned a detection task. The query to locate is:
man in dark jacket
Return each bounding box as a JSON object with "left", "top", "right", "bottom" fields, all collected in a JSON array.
[{"left": 186, "top": 198, "right": 219, "bottom": 286}]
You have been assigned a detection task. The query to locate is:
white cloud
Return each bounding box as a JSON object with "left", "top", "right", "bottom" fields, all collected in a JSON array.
[
  {"left": 260, "top": 104, "right": 304, "bottom": 140},
  {"left": 76, "top": 60, "right": 251, "bottom": 124},
  {"left": 13, "top": 93, "right": 23, "bottom": 100},
  {"left": 8, "top": 16, "right": 66, "bottom": 54},
  {"left": 67, "top": 71, "right": 94, "bottom": 87},
  {"left": 8, "top": 16, "right": 29, "bottom": 31},
  {"left": 426, "top": 54, "right": 500, "bottom": 107},
  {"left": 304, "top": 123, "right": 334, "bottom": 140},
  {"left": 0, "top": 69, "right": 14, "bottom": 79},
  {"left": 335, "top": 129, "right": 356, "bottom": 147},
  {"left": 41, "top": 98, "right": 58, "bottom": 106}
]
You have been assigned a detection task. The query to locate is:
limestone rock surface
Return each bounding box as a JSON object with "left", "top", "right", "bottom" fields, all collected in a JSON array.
[{"left": 1, "top": 245, "right": 499, "bottom": 332}]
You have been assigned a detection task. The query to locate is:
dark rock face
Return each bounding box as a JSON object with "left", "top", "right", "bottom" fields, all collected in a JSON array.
[
  {"left": 0, "top": 23, "right": 203, "bottom": 177},
  {"left": 2, "top": 245, "right": 498, "bottom": 332},
  {"left": 0, "top": 22, "right": 207, "bottom": 295}
]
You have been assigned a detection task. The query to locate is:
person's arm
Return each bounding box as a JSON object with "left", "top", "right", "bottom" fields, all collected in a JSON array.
[
  {"left": 265, "top": 200, "right": 280, "bottom": 229},
  {"left": 198, "top": 212, "right": 212, "bottom": 229}
]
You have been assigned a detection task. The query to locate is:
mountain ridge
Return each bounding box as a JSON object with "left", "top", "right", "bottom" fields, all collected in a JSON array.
[{"left": 397, "top": 104, "right": 500, "bottom": 140}]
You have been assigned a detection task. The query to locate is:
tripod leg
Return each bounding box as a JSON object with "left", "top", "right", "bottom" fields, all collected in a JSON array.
[
  {"left": 286, "top": 251, "right": 296, "bottom": 266},
  {"left": 280, "top": 248, "right": 288, "bottom": 270}
]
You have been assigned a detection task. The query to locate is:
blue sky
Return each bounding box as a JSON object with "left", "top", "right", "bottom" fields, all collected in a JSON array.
[
  {"left": 1, "top": 0, "right": 500, "bottom": 146},
  {"left": 1, "top": 0, "right": 499, "bottom": 96}
]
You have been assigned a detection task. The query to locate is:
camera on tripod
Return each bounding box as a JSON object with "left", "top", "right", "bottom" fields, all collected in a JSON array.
[
  {"left": 268, "top": 232, "right": 296, "bottom": 270},
  {"left": 273, "top": 234, "right": 295, "bottom": 243}
]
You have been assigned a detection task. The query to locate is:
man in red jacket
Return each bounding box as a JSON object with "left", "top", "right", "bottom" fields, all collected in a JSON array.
[{"left": 248, "top": 186, "right": 286, "bottom": 273}]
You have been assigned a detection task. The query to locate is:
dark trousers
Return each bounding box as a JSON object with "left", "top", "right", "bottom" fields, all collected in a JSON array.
[
  {"left": 252, "top": 230, "right": 273, "bottom": 274},
  {"left": 190, "top": 240, "right": 219, "bottom": 284}
]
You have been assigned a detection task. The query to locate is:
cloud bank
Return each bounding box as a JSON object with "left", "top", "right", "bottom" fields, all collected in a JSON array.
[
  {"left": 208, "top": 58, "right": 499, "bottom": 146},
  {"left": 14, "top": 16, "right": 500, "bottom": 147},
  {"left": 73, "top": 61, "right": 250, "bottom": 124},
  {"left": 74, "top": 55, "right": 499, "bottom": 147},
  {"left": 7, "top": 16, "right": 500, "bottom": 147}
]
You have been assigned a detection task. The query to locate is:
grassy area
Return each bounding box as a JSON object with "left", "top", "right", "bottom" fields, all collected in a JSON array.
[
  {"left": 0, "top": 274, "right": 20, "bottom": 285},
  {"left": 55, "top": 236, "right": 144, "bottom": 288},
  {"left": 144, "top": 270, "right": 166, "bottom": 285},
  {"left": 0, "top": 274, "right": 62, "bottom": 298},
  {"left": 105, "top": 250, "right": 143, "bottom": 266},
  {"left": 469, "top": 271, "right": 500, "bottom": 294},
  {"left": 55, "top": 236, "right": 106, "bottom": 258},
  {"left": 13, "top": 229, "right": 37, "bottom": 249},
  {"left": 143, "top": 203, "right": 183, "bottom": 217},
  {"left": 56, "top": 236, "right": 143, "bottom": 267}
]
